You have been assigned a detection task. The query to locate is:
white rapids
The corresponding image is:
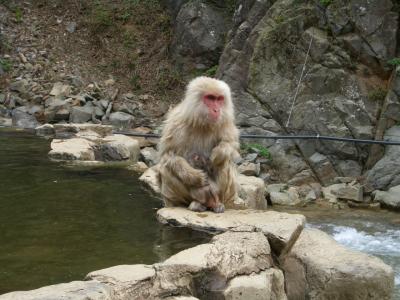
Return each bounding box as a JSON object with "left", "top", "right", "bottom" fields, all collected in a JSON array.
[{"left": 309, "top": 222, "right": 400, "bottom": 297}]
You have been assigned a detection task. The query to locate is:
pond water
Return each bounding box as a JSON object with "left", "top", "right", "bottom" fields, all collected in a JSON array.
[
  {"left": 0, "top": 129, "right": 399, "bottom": 298},
  {"left": 0, "top": 129, "right": 209, "bottom": 294}
]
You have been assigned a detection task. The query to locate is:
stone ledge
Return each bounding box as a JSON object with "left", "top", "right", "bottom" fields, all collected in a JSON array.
[{"left": 156, "top": 207, "right": 305, "bottom": 256}]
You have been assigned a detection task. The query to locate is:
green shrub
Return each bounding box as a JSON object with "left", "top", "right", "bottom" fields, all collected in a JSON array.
[
  {"left": 368, "top": 88, "right": 387, "bottom": 102},
  {"left": 0, "top": 58, "right": 12, "bottom": 72},
  {"left": 241, "top": 143, "right": 271, "bottom": 159},
  {"left": 14, "top": 7, "right": 23, "bottom": 23},
  {"left": 319, "top": 0, "right": 332, "bottom": 6},
  {"left": 129, "top": 74, "right": 141, "bottom": 90},
  {"left": 388, "top": 58, "right": 400, "bottom": 67},
  {"left": 204, "top": 65, "right": 218, "bottom": 77}
]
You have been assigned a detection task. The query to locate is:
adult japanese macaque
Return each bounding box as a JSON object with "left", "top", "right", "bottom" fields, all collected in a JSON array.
[{"left": 158, "top": 76, "right": 240, "bottom": 213}]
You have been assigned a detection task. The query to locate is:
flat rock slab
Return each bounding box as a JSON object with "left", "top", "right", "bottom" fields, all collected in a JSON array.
[
  {"left": 0, "top": 281, "right": 112, "bottom": 300},
  {"left": 157, "top": 207, "right": 305, "bottom": 256},
  {"left": 49, "top": 138, "right": 95, "bottom": 161}
]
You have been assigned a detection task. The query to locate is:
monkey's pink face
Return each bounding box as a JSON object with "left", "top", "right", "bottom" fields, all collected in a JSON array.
[{"left": 202, "top": 93, "right": 224, "bottom": 122}]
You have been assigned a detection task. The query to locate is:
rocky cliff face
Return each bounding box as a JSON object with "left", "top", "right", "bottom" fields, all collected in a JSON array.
[{"left": 165, "top": 0, "right": 400, "bottom": 189}]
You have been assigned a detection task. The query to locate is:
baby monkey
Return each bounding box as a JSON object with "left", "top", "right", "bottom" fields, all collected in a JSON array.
[{"left": 187, "top": 153, "right": 225, "bottom": 213}]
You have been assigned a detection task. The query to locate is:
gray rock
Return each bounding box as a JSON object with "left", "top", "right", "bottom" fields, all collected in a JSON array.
[
  {"left": 238, "top": 161, "right": 260, "bottom": 176},
  {"left": 236, "top": 175, "right": 267, "bottom": 210},
  {"left": 140, "top": 147, "right": 159, "bottom": 166},
  {"left": 161, "top": 0, "right": 190, "bottom": 17},
  {"left": 109, "top": 112, "right": 134, "bottom": 129},
  {"left": 305, "top": 189, "right": 317, "bottom": 201},
  {"left": 367, "top": 126, "right": 400, "bottom": 190},
  {"left": 69, "top": 106, "right": 93, "bottom": 123},
  {"left": 35, "top": 124, "right": 55, "bottom": 136},
  {"left": 288, "top": 169, "right": 317, "bottom": 186},
  {"left": 112, "top": 102, "right": 137, "bottom": 115},
  {"left": 322, "top": 183, "right": 347, "bottom": 203},
  {"left": 244, "top": 153, "right": 258, "bottom": 162},
  {"left": 330, "top": 183, "right": 363, "bottom": 202},
  {"left": 309, "top": 153, "right": 338, "bottom": 185},
  {"left": 98, "top": 100, "right": 109, "bottom": 110},
  {"left": 49, "top": 82, "right": 71, "bottom": 99},
  {"left": 266, "top": 184, "right": 287, "bottom": 195},
  {"left": 269, "top": 187, "right": 301, "bottom": 206},
  {"left": 44, "top": 98, "right": 71, "bottom": 122},
  {"left": 171, "top": 0, "right": 230, "bottom": 69},
  {"left": 95, "top": 135, "right": 140, "bottom": 162},
  {"left": 337, "top": 160, "right": 362, "bottom": 177},
  {"left": 10, "top": 79, "right": 29, "bottom": 94},
  {"left": 373, "top": 185, "right": 400, "bottom": 210},
  {"left": 11, "top": 109, "right": 39, "bottom": 129},
  {"left": 282, "top": 229, "right": 394, "bottom": 300},
  {"left": 66, "top": 21, "right": 77, "bottom": 33},
  {"left": 0, "top": 117, "right": 11, "bottom": 127}
]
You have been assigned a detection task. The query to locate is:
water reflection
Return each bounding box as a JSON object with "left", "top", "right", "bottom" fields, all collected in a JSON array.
[{"left": 0, "top": 129, "right": 209, "bottom": 293}]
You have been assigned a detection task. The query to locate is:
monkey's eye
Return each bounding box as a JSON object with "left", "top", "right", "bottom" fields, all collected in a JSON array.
[
  {"left": 217, "top": 96, "right": 224, "bottom": 102},
  {"left": 205, "top": 94, "right": 217, "bottom": 101}
]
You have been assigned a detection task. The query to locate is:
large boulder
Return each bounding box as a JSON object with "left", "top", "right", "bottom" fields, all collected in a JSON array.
[
  {"left": 373, "top": 185, "right": 400, "bottom": 210},
  {"left": 11, "top": 109, "right": 39, "bottom": 129},
  {"left": 86, "top": 231, "right": 284, "bottom": 299},
  {"left": 109, "top": 112, "right": 134, "bottom": 129},
  {"left": 170, "top": 0, "right": 230, "bottom": 70},
  {"left": 367, "top": 126, "right": 400, "bottom": 190},
  {"left": 69, "top": 106, "right": 93, "bottom": 123},
  {"left": 282, "top": 228, "right": 394, "bottom": 300},
  {"left": 95, "top": 134, "right": 140, "bottom": 162},
  {"left": 157, "top": 207, "right": 305, "bottom": 256},
  {"left": 217, "top": 0, "right": 397, "bottom": 184},
  {"left": 236, "top": 175, "right": 267, "bottom": 209}
]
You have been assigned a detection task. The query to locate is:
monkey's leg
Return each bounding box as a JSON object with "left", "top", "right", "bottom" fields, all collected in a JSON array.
[
  {"left": 188, "top": 201, "right": 207, "bottom": 212},
  {"left": 214, "top": 163, "right": 238, "bottom": 208},
  {"left": 158, "top": 167, "right": 192, "bottom": 207},
  {"left": 161, "top": 153, "right": 207, "bottom": 187}
]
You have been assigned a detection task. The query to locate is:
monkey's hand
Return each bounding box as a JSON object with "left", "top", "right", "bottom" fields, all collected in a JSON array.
[
  {"left": 210, "top": 142, "right": 240, "bottom": 167},
  {"left": 161, "top": 153, "right": 208, "bottom": 187}
]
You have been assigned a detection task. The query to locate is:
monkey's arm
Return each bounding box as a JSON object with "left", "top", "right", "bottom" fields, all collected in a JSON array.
[
  {"left": 210, "top": 141, "right": 240, "bottom": 167},
  {"left": 211, "top": 126, "right": 240, "bottom": 167},
  {"left": 160, "top": 152, "right": 208, "bottom": 187}
]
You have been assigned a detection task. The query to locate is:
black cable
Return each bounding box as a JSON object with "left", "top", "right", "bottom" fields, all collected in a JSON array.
[
  {"left": 113, "top": 131, "right": 400, "bottom": 146},
  {"left": 2, "top": 125, "right": 400, "bottom": 146}
]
